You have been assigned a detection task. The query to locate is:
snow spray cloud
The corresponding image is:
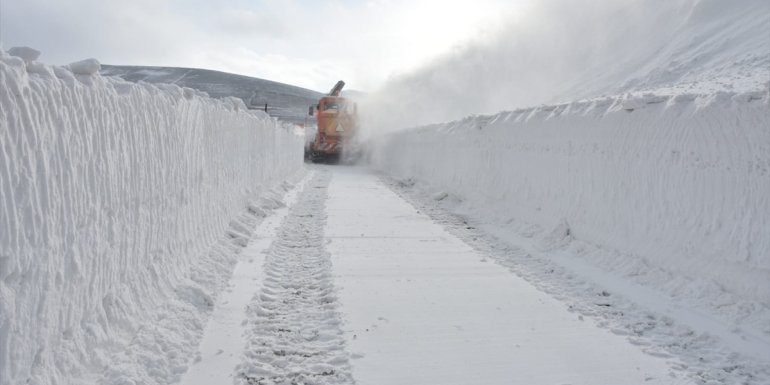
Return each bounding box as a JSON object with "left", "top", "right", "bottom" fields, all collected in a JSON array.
[{"left": 359, "top": 0, "right": 769, "bottom": 136}]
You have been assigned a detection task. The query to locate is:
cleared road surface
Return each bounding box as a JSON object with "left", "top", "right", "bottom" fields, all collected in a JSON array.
[
  {"left": 181, "top": 166, "right": 692, "bottom": 385},
  {"left": 326, "top": 166, "right": 689, "bottom": 385}
]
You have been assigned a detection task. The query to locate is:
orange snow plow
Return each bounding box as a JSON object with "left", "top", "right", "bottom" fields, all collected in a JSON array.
[{"left": 306, "top": 80, "right": 360, "bottom": 163}]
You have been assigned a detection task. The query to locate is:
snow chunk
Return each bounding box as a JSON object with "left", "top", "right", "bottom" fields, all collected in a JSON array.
[
  {"left": 258, "top": 196, "right": 286, "bottom": 210},
  {"left": 175, "top": 285, "right": 214, "bottom": 310},
  {"left": 67, "top": 58, "right": 101, "bottom": 75},
  {"left": 432, "top": 191, "right": 449, "bottom": 201},
  {"left": 620, "top": 94, "right": 645, "bottom": 111},
  {"left": 26, "top": 62, "right": 55, "bottom": 78},
  {"left": 113, "top": 82, "right": 133, "bottom": 95},
  {"left": 537, "top": 219, "right": 573, "bottom": 252},
  {"left": 182, "top": 87, "right": 196, "bottom": 100},
  {"left": 732, "top": 90, "right": 766, "bottom": 103},
  {"left": 642, "top": 93, "right": 668, "bottom": 105},
  {"left": 8, "top": 46, "right": 41, "bottom": 63},
  {"left": 671, "top": 93, "right": 697, "bottom": 104},
  {"left": 1, "top": 55, "right": 25, "bottom": 69},
  {"left": 52, "top": 66, "right": 76, "bottom": 84}
]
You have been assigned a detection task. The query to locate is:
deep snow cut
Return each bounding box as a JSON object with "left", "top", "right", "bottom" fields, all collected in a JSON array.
[
  {"left": 371, "top": 89, "right": 770, "bottom": 346},
  {"left": 365, "top": 0, "right": 770, "bottom": 356},
  {"left": 0, "top": 49, "right": 304, "bottom": 385},
  {"left": 326, "top": 167, "right": 695, "bottom": 385}
]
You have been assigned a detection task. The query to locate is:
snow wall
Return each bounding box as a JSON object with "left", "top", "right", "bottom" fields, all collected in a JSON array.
[
  {"left": 372, "top": 90, "right": 770, "bottom": 308},
  {"left": 0, "top": 51, "right": 303, "bottom": 384}
]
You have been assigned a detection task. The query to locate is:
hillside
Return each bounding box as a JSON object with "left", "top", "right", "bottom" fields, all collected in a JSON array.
[
  {"left": 101, "top": 65, "right": 323, "bottom": 124},
  {"left": 361, "top": 0, "right": 770, "bottom": 132}
]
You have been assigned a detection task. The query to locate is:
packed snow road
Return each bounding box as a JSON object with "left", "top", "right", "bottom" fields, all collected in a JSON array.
[{"left": 177, "top": 165, "right": 701, "bottom": 385}]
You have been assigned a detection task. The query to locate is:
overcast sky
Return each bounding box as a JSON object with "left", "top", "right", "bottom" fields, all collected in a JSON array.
[{"left": 1, "top": 0, "right": 527, "bottom": 92}]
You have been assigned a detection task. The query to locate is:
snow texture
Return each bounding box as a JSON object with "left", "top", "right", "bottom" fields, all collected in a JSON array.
[
  {"left": 327, "top": 167, "right": 697, "bottom": 385},
  {"left": 371, "top": 89, "right": 770, "bottom": 346},
  {"left": 365, "top": 1, "right": 770, "bottom": 379},
  {"left": 236, "top": 171, "right": 353, "bottom": 385},
  {"left": 178, "top": 174, "right": 311, "bottom": 385},
  {"left": 0, "top": 49, "right": 304, "bottom": 385},
  {"left": 382, "top": 173, "right": 769, "bottom": 384}
]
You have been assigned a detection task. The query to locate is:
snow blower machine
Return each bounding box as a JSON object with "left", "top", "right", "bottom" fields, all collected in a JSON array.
[{"left": 306, "top": 80, "right": 360, "bottom": 163}]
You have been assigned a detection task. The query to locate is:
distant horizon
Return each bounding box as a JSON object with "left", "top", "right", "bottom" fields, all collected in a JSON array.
[{"left": 99, "top": 63, "right": 342, "bottom": 94}]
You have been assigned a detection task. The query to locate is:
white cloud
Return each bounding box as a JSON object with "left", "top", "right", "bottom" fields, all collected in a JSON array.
[
  {"left": 216, "top": 8, "right": 293, "bottom": 40},
  {"left": 195, "top": 47, "right": 347, "bottom": 92},
  {"left": 2, "top": 0, "right": 195, "bottom": 65},
  {"left": 1, "top": 0, "right": 527, "bottom": 91}
]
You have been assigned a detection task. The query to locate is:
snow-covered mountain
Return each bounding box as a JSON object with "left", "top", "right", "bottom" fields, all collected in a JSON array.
[
  {"left": 362, "top": 0, "right": 770, "bottom": 132},
  {"left": 101, "top": 65, "right": 323, "bottom": 124}
]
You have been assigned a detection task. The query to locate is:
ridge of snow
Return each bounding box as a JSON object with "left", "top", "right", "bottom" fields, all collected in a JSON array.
[
  {"left": 7, "top": 46, "right": 41, "bottom": 63},
  {"left": 370, "top": 88, "right": 770, "bottom": 358},
  {"left": 67, "top": 58, "right": 101, "bottom": 75},
  {"left": 0, "top": 49, "right": 304, "bottom": 385}
]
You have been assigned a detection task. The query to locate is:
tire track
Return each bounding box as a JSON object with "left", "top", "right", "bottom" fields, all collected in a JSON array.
[{"left": 236, "top": 170, "right": 353, "bottom": 385}]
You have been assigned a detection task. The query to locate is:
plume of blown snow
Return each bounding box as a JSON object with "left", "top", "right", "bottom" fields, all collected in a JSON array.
[{"left": 360, "top": 0, "right": 770, "bottom": 136}]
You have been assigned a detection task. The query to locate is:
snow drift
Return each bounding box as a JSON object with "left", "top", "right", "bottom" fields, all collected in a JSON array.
[
  {"left": 0, "top": 49, "right": 303, "bottom": 384},
  {"left": 365, "top": 0, "right": 770, "bottom": 346},
  {"left": 371, "top": 89, "right": 770, "bottom": 320}
]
